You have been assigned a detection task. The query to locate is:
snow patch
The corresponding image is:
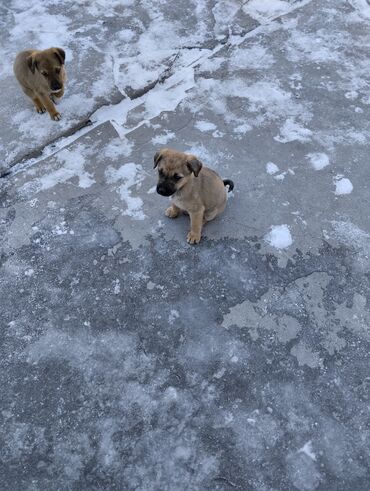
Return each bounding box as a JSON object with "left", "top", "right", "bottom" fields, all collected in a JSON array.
[
  {"left": 265, "top": 225, "right": 293, "bottom": 249},
  {"left": 103, "top": 137, "right": 133, "bottom": 159},
  {"left": 151, "top": 131, "right": 175, "bottom": 145},
  {"left": 105, "top": 163, "right": 146, "bottom": 220},
  {"left": 195, "top": 121, "right": 217, "bottom": 132},
  {"left": 243, "top": 0, "right": 300, "bottom": 23},
  {"left": 20, "top": 145, "right": 95, "bottom": 195},
  {"left": 306, "top": 152, "right": 330, "bottom": 170},
  {"left": 266, "top": 162, "right": 279, "bottom": 175},
  {"left": 275, "top": 119, "right": 312, "bottom": 143},
  {"left": 229, "top": 45, "right": 275, "bottom": 70},
  {"left": 298, "top": 441, "right": 317, "bottom": 461},
  {"left": 334, "top": 177, "right": 353, "bottom": 195}
]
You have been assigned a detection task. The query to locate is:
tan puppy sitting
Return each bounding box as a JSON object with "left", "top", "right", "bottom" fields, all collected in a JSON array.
[
  {"left": 154, "top": 148, "right": 234, "bottom": 244},
  {"left": 13, "top": 48, "right": 66, "bottom": 121}
]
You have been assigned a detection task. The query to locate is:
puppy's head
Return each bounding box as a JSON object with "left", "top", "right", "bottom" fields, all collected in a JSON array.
[
  {"left": 154, "top": 148, "right": 202, "bottom": 197},
  {"left": 27, "top": 48, "right": 66, "bottom": 93}
]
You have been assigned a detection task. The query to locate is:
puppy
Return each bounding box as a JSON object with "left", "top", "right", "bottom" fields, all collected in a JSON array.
[
  {"left": 13, "top": 48, "right": 66, "bottom": 121},
  {"left": 154, "top": 148, "right": 234, "bottom": 244}
]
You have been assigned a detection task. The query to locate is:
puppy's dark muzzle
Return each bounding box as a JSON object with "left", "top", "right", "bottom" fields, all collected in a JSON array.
[
  {"left": 51, "top": 81, "right": 62, "bottom": 91},
  {"left": 156, "top": 184, "right": 176, "bottom": 197}
]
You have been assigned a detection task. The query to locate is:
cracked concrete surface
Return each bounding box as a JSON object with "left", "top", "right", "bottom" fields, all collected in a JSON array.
[{"left": 1, "top": 0, "right": 370, "bottom": 490}]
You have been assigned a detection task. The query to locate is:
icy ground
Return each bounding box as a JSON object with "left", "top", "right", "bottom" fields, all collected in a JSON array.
[{"left": 0, "top": 0, "right": 370, "bottom": 490}]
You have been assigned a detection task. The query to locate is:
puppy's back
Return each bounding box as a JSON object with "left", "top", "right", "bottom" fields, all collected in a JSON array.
[{"left": 199, "top": 166, "right": 227, "bottom": 209}]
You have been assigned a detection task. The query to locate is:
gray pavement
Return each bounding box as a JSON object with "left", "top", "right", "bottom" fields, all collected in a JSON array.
[{"left": 1, "top": 0, "right": 370, "bottom": 490}]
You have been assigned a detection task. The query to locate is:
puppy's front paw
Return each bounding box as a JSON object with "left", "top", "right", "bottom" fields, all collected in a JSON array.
[
  {"left": 37, "top": 107, "right": 46, "bottom": 114},
  {"left": 165, "top": 206, "right": 179, "bottom": 218},
  {"left": 51, "top": 112, "right": 62, "bottom": 121},
  {"left": 187, "top": 231, "right": 201, "bottom": 245}
]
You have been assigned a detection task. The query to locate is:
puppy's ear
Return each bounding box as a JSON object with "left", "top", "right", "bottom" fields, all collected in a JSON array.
[
  {"left": 53, "top": 48, "right": 66, "bottom": 65},
  {"left": 153, "top": 150, "right": 163, "bottom": 168},
  {"left": 27, "top": 54, "right": 38, "bottom": 74},
  {"left": 187, "top": 157, "right": 202, "bottom": 177}
]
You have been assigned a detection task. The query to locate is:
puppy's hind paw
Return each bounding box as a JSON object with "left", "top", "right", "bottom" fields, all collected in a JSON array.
[
  {"left": 52, "top": 112, "right": 62, "bottom": 121},
  {"left": 187, "top": 231, "right": 201, "bottom": 245},
  {"left": 165, "top": 206, "right": 179, "bottom": 218}
]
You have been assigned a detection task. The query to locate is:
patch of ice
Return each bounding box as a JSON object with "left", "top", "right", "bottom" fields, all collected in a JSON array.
[
  {"left": 113, "top": 279, "right": 120, "bottom": 295},
  {"left": 229, "top": 44, "right": 275, "bottom": 70},
  {"left": 168, "top": 310, "right": 179, "bottom": 324},
  {"left": 265, "top": 225, "right": 293, "bottom": 249},
  {"left": 334, "top": 177, "right": 353, "bottom": 195},
  {"left": 298, "top": 441, "right": 317, "bottom": 461},
  {"left": 151, "top": 131, "right": 175, "bottom": 145},
  {"left": 195, "top": 121, "right": 217, "bottom": 132},
  {"left": 234, "top": 123, "right": 253, "bottom": 134},
  {"left": 274, "top": 173, "right": 286, "bottom": 181},
  {"left": 21, "top": 145, "right": 95, "bottom": 195},
  {"left": 349, "top": 0, "right": 370, "bottom": 19},
  {"left": 243, "top": 0, "right": 301, "bottom": 23},
  {"left": 306, "top": 152, "right": 330, "bottom": 170},
  {"left": 275, "top": 118, "right": 312, "bottom": 143},
  {"left": 266, "top": 162, "right": 279, "bottom": 175},
  {"left": 290, "top": 342, "right": 322, "bottom": 368},
  {"left": 103, "top": 137, "right": 133, "bottom": 159},
  {"left": 105, "top": 163, "right": 145, "bottom": 220}
]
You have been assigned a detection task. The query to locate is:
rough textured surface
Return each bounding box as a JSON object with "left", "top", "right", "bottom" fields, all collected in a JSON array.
[{"left": 1, "top": 1, "right": 370, "bottom": 490}]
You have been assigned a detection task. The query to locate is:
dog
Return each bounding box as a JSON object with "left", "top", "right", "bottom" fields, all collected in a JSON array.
[
  {"left": 154, "top": 148, "right": 234, "bottom": 244},
  {"left": 13, "top": 48, "right": 66, "bottom": 121}
]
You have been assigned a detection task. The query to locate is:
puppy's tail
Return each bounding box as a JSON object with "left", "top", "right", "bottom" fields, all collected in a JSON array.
[{"left": 223, "top": 179, "right": 234, "bottom": 192}]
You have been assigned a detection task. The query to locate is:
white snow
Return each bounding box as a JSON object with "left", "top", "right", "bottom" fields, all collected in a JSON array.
[
  {"left": 168, "top": 310, "right": 180, "bottom": 324},
  {"left": 113, "top": 279, "right": 120, "bottom": 295},
  {"left": 298, "top": 441, "right": 317, "bottom": 461},
  {"left": 20, "top": 145, "right": 95, "bottom": 196},
  {"left": 151, "top": 131, "right": 175, "bottom": 145},
  {"left": 243, "top": 0, "right": 308, "bottom": 23},
  {"left": 103, "top": 138, "right": 133, "bottom": 159},
  {"left": 266, "top": 162, "right": 280, "bottom": 175},
  {"left": 105, "top": 163, "right": 145, "bottom": 220},
  {"left": 274, "top": 172, "right": 286, "bottom": 181},
  {"left": 305, "top": 152, "right": 330, "bottom": 170},
  {"left": 265, "top": 225, "right": 293, "bottom": 249},
  {"left": 349, "top": 0, "right": 370, "bottom": 19},
  {"left": 229, "top": 45, "right": 275, "bottom": 70},
  {"left": 195, "top": 121, "right": 217, "bottom": 132},
  {"left": 334, "top": 177, "right": 353, "bottom": 195},
  {"left": 275, "top": 118, "right": 312, "bottom": 143}
]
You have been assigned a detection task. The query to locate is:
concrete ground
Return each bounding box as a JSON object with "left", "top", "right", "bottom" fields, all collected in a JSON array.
[{"left": 1, "top": 1, "right": 370, "bottom": 490}]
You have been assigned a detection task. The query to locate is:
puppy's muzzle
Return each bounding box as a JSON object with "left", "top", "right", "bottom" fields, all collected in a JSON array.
[
  {"left": 51, "top": 81, "right": 62, "bottom": 92},
  {"left": 156, "top": 183, "right": 176, "bottom": 197}
]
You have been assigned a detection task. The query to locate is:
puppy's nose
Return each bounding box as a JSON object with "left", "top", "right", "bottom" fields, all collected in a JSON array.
[
  {"left": 51, "top": 81, "right": 62, "bottom": 91},
  {"left": 156, "top": 184, "right": 164, "bottom": 194}
]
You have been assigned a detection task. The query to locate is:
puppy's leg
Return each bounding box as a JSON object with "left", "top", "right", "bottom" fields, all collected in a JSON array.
[
  {"left": 21, "top": 87, "right": 45, "bottom": 114},
  {"left": 187, "top": 209, "right": 204, "bottom": 244},
  {"left": 165, "top": 204, "right": 181, "bottom": 218},
  {"left": 37, "top": 93, "right": 61, "bottom": 121},
  {"left": 33, "top": 96, "right": 46, "bottom": 114}
]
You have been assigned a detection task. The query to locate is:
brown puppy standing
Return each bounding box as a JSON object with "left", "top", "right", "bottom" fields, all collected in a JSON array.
[
  {"left": 13, "top": 48, "right": 66, "bottom": 121},
  {"left": 154, "top": 148, "right": 234, "bottom": 244}
]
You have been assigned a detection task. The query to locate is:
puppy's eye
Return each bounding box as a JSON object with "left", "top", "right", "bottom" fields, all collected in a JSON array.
[
  {"left": 41, "top": 71, "right": 48, "bottom": 77},
  {"left": 55, "top": 68, "right": 61, "bottom": 74},
  {"left": 173, "top": 174, "right": 182, "bottom": 181},
  {"left": 158, "top": 169, "right": 164, "bottom": 177}
]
